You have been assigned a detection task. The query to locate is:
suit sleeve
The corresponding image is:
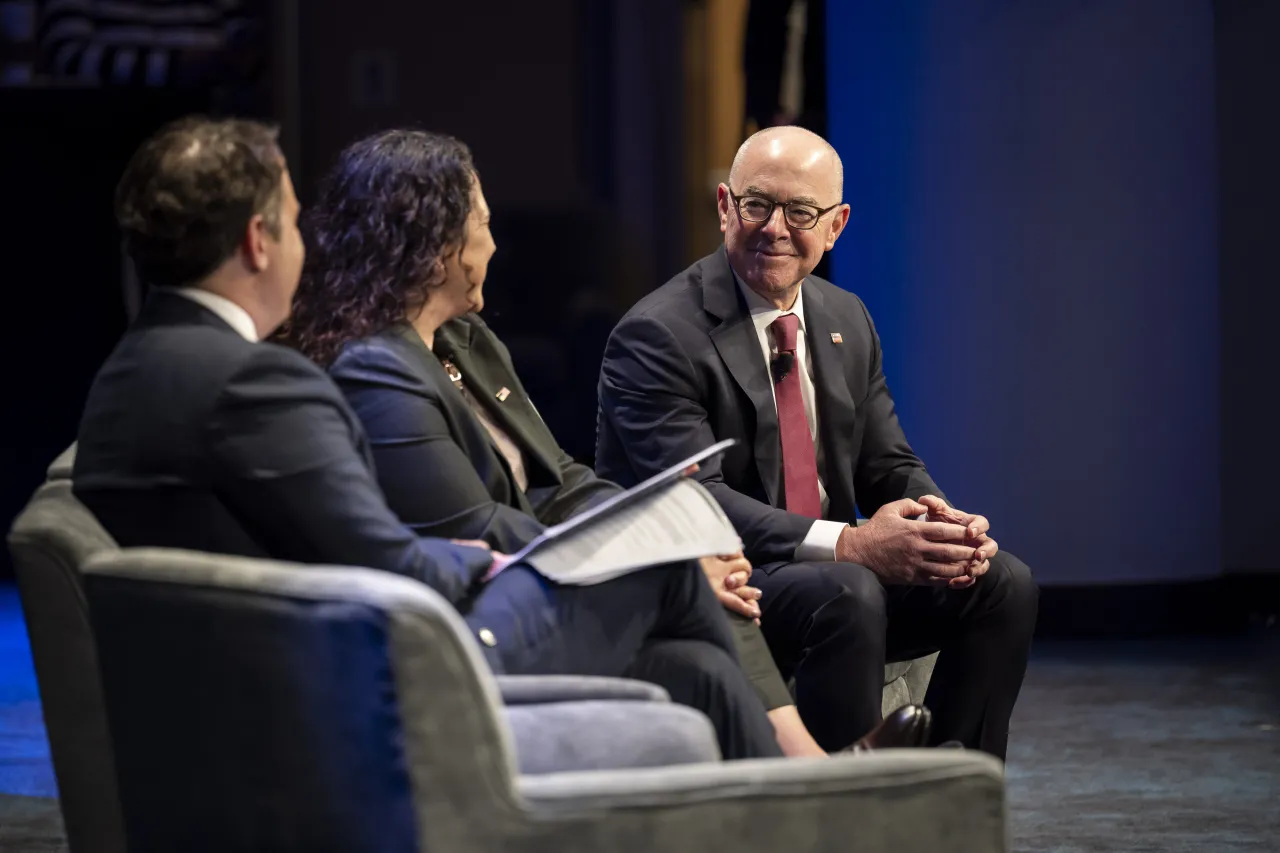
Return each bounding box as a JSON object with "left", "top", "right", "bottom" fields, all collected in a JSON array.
[
  {"left": 599, "top": 313, "right": 813, "bottom": 565},
  {"left": 330, "top": 347, "right": 545, "bottom": 555},
  {"left": 204, "top": 346, "right": 493, "bottom": 605},
  {"left": 850, "top": 299, "right": 947, "bottom": 516}
]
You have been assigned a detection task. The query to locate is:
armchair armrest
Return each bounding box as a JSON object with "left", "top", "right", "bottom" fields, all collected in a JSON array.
[
  {"left": 521, "top": 750, "right": 1007, "bottom": 852},
  {"left": 496, "top": 675, "right": 670, "bottom": 705}
]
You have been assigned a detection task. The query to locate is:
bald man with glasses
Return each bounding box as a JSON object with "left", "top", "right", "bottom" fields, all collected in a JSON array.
[{"left": 597, "top": 126, "right": 1039, "bottom": 759}]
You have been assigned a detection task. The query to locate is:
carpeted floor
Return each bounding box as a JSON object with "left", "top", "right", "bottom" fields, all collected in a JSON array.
[
  {"left": 1, "top": 583, "right": 1276, "bottom": 851},
  {"left": 1005, "top": 637, "right": 1279, "bottom": 852},
  {"left": 0, "top": 794, "right": 64, "bottom": 853}
]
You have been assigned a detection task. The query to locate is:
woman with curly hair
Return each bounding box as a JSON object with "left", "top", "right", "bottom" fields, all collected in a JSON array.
[{"left": 283, "top": 129, "right": 838, "bottom": 757}]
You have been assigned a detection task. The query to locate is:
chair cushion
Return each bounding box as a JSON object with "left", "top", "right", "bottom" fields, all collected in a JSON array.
[
  {"left": 506, "top": 700, "right": 719, "bottom": 774},
  {"left": 497, "top": 675, "right": 670, "bottom": 705}
]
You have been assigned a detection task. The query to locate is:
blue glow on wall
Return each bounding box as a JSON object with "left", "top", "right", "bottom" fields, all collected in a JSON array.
[{"left": 826, "top": 1, "right": 1221, "bottom": 584}]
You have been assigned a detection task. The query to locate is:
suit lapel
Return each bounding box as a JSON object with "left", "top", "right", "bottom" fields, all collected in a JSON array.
[
  {"left": 801, "top": 284, "right": 858, "bottom": 519},
  {"left": 703, "top": 250, "right": 783, "bottom": 507},
  {"left": 436, "top": 318, "right": 564, "bottom": 484},
  {"left": 392, "top": 322, "right": 534, "bottom": 512}
]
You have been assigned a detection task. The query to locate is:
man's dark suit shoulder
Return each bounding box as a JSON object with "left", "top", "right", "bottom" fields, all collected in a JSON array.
[
  {"left": 621, "top": 270, "right": 706, "bottom": 322},
  {"left": 75, "top": 318, "right": 356, "bottom": 493}
]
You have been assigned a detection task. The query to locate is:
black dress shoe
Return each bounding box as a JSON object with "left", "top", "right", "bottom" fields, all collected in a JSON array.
[{"left": 847, "top": 704, "right": 933, "bottom": 752}]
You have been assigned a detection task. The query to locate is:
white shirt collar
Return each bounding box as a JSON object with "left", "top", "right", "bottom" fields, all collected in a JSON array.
[
  {"left": 732, "top": 268, "right": 807, "bottom": 339},
  {"left": 173, "top": 288, "right": 259, "bottom": 342}
]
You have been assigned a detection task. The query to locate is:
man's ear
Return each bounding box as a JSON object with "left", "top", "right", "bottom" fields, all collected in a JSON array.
[
  {"left": 716, "top": 183, "right": 732, "bottom": 234},
  {"left": 824, "top": 205, "right": 851, "bottom": 251},
  {"left": 242, "top": 213, "right": 271, "bottom": 273}
]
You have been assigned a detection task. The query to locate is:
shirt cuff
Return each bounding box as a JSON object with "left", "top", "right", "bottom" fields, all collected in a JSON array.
[{"left": 794, "top": 519, "right": 847, "bottom": 563}]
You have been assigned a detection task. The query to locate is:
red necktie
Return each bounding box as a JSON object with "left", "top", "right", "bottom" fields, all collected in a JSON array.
[{"left": 769, "top": 314, "right": 822, "bottom": 518}]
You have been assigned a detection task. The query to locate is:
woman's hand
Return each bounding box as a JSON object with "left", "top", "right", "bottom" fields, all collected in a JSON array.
[{"left": 698, "top": 552, "right": 762, "bottom": 622}]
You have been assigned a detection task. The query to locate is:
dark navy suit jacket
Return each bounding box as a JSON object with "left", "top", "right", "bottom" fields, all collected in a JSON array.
[
  {"left": 328, "top": 314, "right": 622, "bottom": 555},
  {"left": 73, "top": 290, "right": 493, "bottom": 605},
  {"left": 596, "top": 248, "right": 944, "bottom": 568}
]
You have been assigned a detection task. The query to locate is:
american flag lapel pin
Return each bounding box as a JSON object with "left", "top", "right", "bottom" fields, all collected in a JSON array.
[
  {"left": 830, "top": 332, "right": 843, "bottom": 344},
  {"left": 496, "top": 387, "right": 511, "bottom": 402}
]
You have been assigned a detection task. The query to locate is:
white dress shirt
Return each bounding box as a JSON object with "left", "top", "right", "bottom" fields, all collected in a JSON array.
[
  {"left": 174, "top": 287, "right": 259, "bottom": 342},
  {"left": 735, "top": 274, "right": 847, "bottom": 562}
]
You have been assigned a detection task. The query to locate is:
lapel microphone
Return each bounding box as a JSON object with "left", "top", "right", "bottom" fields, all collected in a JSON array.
[{"left": 771, "top": 352, "right": 795, "bottom": 384}]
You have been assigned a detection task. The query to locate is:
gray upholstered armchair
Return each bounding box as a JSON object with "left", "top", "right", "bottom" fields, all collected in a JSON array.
[
  {"left": 8, "top": 446, "right": 999, "bottom": 853},
  {"left": 81, "top": 547, "right": 1006, "bottom": 853},
  {"left": 6, "top": 462, "right": 725, "bottom": 852}
]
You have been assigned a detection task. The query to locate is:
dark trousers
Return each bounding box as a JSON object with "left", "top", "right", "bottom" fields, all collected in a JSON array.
[
  {"left": 754, "top": 552, "right": 1039, "bottom": 757},
  {"left": 464, "top": 561, "right": 783, "bottom": 760}
]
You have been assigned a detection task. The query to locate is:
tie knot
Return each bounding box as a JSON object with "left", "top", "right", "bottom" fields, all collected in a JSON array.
[{"left": 769, "top": 313, "right": 800, "bottom": 353}]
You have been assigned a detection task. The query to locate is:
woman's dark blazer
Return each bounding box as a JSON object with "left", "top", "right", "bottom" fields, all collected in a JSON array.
[{"left": 328, "top": 314, "right": 622, "bottom": 554}]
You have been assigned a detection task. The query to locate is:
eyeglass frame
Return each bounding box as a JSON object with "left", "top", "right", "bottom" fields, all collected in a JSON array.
[{"left": 726, "top": 188, "right": 843, "bottom": 231}]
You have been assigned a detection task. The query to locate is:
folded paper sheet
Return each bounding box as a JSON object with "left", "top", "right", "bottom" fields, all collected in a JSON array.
[{"left": 509, "top": 440, "right": 742, "bottom": 584}]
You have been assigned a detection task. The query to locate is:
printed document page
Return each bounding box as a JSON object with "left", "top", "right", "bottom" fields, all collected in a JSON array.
[
  {"left": 506, "top": 439, "right": 741, "bottom": 584},
  {"left": 519, "top": 478, "right": 742, "bottom": 584}
]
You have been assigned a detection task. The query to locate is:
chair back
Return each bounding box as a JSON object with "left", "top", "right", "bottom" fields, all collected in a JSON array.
[
  {"left": 82, "top": 549, "right": 522, "bottom": 853},
  {"left": 6, "top": 477, "right": 126, "bottom": 853}
]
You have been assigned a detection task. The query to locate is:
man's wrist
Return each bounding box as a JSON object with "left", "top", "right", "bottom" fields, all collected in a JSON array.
[{"left": 835, "top": 524, "right": 864, "bottom": 565}]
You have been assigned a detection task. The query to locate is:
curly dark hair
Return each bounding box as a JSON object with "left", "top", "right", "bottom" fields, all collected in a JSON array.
[
  {"left": 281, "top": 129, "right": 476, "bottom": 366},
  {"left": 115, "top": 116, "right": 283, "bottom": 288}
]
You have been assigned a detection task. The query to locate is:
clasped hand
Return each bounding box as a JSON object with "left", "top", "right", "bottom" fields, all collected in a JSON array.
[
  {"left": 837, "top": 495, "right": 998, "bottom": 588},
  {"left": 699, "top": 553, "right": 761, "bottom": 622},
  {"left": 450, "top": 539, "right": 511, "bottom": 581}
]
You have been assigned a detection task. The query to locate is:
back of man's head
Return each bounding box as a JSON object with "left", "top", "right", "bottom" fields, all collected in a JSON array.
[{"left": 115, "top": 117, "right": 284, "bottom": 289}]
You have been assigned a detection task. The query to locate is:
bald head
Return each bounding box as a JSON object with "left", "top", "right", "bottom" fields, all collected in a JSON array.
[
  {"left": 729, "top": 126, "right": 843, "bottom": 201},
  {"left": 718, "top": 126, "right": 850, "bottom": 306}
]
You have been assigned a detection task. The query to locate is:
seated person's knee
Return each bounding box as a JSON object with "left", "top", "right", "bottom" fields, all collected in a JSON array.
[
  {"left": 985, "top": 553, "right": 1039, "bottom": 614},
  {"left": 816, "top": 563, "right": 888, "bottom": 637}
]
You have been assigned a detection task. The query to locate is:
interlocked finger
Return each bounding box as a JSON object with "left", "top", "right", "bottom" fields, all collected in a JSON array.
[
  {"left": 919, "top": 560, "right": 971, "bottom": 579},
  {"left": 919, "top": 521, "right": 971, "bottom": 542},
  {"left": 923, "top": 541, "right": 979, "bottom": 565}
]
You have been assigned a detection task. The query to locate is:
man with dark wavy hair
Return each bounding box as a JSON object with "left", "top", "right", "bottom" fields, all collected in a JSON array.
[{"left": 72, "top": 116, "right": 785, "bottom": 761}]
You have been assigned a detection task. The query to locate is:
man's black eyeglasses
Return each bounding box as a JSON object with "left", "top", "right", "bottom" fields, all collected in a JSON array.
[{"left": 728, "top": 189, "right": 841, "bottom": 231}]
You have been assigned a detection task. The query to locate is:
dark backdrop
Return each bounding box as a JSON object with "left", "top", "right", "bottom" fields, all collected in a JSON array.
[
  {"left": 2, "top": 1, "right": 1275, "bottom": 588},
  {"left": 0, "top": 0, "right": 685, "bottom": 579},
  {"left": 0, "top": 91, "right": 199, "bottom": 579},
  {"left": 1215, "top": 0, "right": 1280, "bottom": 578}
]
